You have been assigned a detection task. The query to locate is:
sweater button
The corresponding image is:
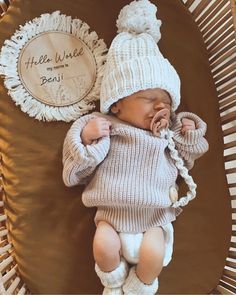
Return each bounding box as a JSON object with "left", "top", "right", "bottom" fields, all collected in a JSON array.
[{"left": 169, "top": 186, "right": 178, "bottom": 203}]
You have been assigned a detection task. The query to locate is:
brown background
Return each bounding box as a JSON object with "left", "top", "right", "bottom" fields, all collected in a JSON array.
[{"left": 0, "top": 0, "right": 232, "bottom": 293}]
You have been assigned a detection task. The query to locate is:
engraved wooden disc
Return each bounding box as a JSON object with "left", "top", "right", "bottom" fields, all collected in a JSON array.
[{"left": 18, "top": 31, "right": 96, "bottom": 107}]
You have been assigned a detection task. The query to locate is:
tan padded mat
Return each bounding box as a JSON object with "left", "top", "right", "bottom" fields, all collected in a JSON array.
[{"left": 0, "top": 0, "right": 232, "bottom": 293}]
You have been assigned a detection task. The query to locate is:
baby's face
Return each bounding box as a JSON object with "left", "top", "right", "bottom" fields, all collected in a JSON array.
[{"left": 111, "top": 88, "right": 171, "bottom": 130}]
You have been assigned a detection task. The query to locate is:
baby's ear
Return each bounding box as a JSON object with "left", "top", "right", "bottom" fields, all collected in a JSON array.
[{"left": 110, "top": 103, "right": 119, "bottom": 114}]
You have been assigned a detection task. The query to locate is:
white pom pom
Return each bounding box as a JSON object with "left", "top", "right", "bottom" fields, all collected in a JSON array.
[{"left": 116, "top": 0, "right": 162, "bottom": 43}]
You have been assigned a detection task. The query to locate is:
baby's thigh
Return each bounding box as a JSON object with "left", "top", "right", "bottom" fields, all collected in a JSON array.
[
  {"left": 93, "top": 221, "right": 121, "bottom": 257},
  {"left": 140, "top": 227, "right": 165, "bottom": 262}
]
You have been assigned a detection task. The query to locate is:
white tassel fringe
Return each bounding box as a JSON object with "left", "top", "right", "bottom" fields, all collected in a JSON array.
[{"left": 0, "top": 11, "right": 107, "bottom": 122}]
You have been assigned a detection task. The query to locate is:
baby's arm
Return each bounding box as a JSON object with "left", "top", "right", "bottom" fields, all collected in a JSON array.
[
  {"left": 171, "top": 112, "right": 209, "bottom": 170},
  {"left": 62, "top": 114, "right": 111, "bottom": 186}
]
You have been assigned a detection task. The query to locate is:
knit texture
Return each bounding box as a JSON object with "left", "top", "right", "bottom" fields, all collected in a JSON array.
[
  {"left": 62, "top": 112, "right": 208, "bottom": 233},
  {"left": 95, "top": 258, "right": 128, "bottom": 288},
  {"left": 123, "top": 266, "right": 159, "bottom": 295},
  {"left": 116, "top": 0, "right": 161, "bottom": 43},
  {"left": 103, "top": 287, "right": 123, "bottom": 295},
  {"left": 100, "top": 0, "right": 181, "bottom": 113}
]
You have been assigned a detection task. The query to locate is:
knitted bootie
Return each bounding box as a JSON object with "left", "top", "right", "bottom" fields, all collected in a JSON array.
[
  {"left": 123, "top": 267, "right": 159, "bottom": 295},
  {"left": 119, "top": 232, "right": 143, "bottom": 264},
  {"left": 103, "top": 286, "right": 124, "bottom": 295},
  {"left": 95, "top": 258, "right": 128, "bottom": 295}
]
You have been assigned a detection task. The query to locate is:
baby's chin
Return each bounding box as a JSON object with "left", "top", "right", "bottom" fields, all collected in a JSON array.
[
  {"left": 132, "top": 121, "right": 151, "bottom": 130},
  {"left": 119, "top": 116, "right": 152, "bottom": 130}
]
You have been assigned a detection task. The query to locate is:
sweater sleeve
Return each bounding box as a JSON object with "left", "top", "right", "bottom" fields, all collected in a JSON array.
[
  {"left": 62, "top": 113, "right": 110, "bottom": 187},
  {"left": 171, "top": 112, "right": 209, "bottom": 170}
]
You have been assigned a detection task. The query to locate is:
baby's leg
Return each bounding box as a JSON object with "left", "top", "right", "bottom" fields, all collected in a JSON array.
[
  {"left": 123, "top": 227, "right": 164, "bottom": 294},
  {"left": 93, "top": 221, "right": 129, "bottom": 294},
  {"left": 93, "top": 221, "right": 121, "bottom": 272},
  {"left": 136, "top": 226, "right": 165, "bottom": 284}
]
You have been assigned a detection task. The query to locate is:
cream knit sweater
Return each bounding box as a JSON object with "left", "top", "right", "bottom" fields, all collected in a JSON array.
[{"left": 62, "top": 111, "right": 208, "bottom": 232}]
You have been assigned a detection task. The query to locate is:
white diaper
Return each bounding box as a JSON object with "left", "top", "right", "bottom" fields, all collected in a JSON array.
[{"left": 119, "top": 223, "right": 174, "bottom": 267}]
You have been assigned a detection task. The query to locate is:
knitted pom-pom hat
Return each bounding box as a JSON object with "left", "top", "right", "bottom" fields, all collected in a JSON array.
[{"left": 100, "top": 0, "right": 181, "bottom": 114}]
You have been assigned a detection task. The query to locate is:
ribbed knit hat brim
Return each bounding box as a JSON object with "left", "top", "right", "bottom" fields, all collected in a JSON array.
[{"left": 100, "top": 55, "right": 180, "bottom": 113}]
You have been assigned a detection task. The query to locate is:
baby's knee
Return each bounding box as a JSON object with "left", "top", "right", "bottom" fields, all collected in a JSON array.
[
  {"left": 93, "top": 222, "right": 121, "bottom": 266},
  {"left": 94, "top": 238, "right": 120, "bottom": 260},
  {"left": 141, "top": 243, "right": 165, "bottom": 270}
]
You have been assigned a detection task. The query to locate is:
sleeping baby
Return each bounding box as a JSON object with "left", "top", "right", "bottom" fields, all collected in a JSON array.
[{"left": 62, "top": 0, "right": 209, "bottom": 294}]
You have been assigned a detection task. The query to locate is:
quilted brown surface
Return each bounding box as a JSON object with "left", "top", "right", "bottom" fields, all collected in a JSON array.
[{"left": 0, "top": 0, "right": 232, "bottom": 293}]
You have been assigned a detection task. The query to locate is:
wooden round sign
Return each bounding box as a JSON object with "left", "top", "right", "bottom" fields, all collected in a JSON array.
[
  {"left": 0, "top": 11, "right": 107, "bottom": 121},
  {"left": 18, "top": 31, "right": 96, "bottom": 107}
]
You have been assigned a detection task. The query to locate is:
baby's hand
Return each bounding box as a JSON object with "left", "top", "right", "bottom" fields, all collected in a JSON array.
[
  {"left": 81, "top": 117, "right": 111, "bottom": 145},
  {"left": 181, "top": 118, "right": 196, "bottom": 135}
]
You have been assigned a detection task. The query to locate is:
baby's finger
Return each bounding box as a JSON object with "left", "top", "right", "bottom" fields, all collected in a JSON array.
[
  {"left": 104, "top": 124, "right": 111, "bottom": 130},
  {"left": 92, "top": 117, "right": 106, "bottom": 126},
  {"left": 105, "top": 120, "right": 112, "bottom": 127},
  {"left": 188, "top": 125, "right": 195, "bottom": 130},
  {"left": 181, "top": 126, "right": 187, "bottom": 134},
  {"left": 101, "top": 120, "right": 112, "bottom": 127},
  {"left": 182, "top": 118, "right": 195, "bottom": 127},
  {"left": 181, "top": 126, "right": 192, "bottom": 134},
  {"left": 183, "top": 124, "right": 195, "bottom": 130},
  {"left": 182, "top": 118, "right": 193, "bottom": 123},
  {"left": 100, "top": 129, "right": 110, "bottom": 137}
]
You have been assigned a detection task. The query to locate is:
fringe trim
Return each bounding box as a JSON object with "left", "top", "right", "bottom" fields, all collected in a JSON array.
[{"left": 0, "top": 11, "right": 108, "bottom": 122}]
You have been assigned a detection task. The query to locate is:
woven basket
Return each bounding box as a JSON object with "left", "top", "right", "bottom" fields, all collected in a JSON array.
[{"left": 0, "top": 0, "right": 235, "bottom": 294}]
